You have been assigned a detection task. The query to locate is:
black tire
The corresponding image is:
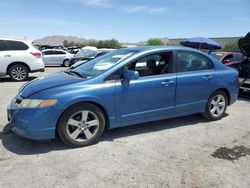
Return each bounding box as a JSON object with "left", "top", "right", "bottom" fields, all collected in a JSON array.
[
  {"left": 63, "top": 59, "right": 70, "bottom": 67},
  {"left": 57, "top": 103, "right": 106, "bottom": 147},
  {"left": 8, "top": 64, "right": 29, "bottom": 81},
  {"left": 202, "top": 90, "right": 228, "bottom": 121}
]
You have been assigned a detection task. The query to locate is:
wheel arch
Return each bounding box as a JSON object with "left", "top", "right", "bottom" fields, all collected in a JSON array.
[
  {"left": 55, "top": 101, "right": 110, "bottom": 136},
  {"left": 63, "top": 59, "right": 70, "bottom": 66},
  {"left": 7, "top": 61, "right": 31, "bottom": 74},
  {"left": 210, "top": 88, "right": 231, "bottom": 105}
]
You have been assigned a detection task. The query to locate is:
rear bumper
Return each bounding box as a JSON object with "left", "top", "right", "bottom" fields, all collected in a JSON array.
[
  {"left": 30, "top": 68, "right": 45, "bottom": 73},
  {"left": 230, "top": 93, "right": 238, "bottom": 105}
]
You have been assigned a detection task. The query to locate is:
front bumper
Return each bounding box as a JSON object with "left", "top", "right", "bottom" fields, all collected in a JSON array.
[{"left": 8, "top": 97, "right": 58, "bottom": 140}]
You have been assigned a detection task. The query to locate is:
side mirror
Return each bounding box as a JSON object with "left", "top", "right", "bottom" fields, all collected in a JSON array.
[{"left": 123, "top": 70, "right": 139, "bottom": 80}]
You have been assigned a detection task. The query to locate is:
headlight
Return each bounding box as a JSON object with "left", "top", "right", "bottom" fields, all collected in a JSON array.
[{"left": 19, "top": 99, "right": 58, "bottom": 108}]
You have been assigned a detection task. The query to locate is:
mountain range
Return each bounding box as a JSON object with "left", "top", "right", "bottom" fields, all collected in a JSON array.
[{"left": 33, "top": 35, "right": 240, "bottom": 47}]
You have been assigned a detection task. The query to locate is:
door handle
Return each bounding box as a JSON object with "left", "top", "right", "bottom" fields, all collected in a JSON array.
[
  {"left": 4, "top": 54, "right": 11, "bottom": 57},
  {"left": 161, "top": 80, "right": 175, "bottom": 86},
  {"left": 202, "top": 75, "right": 213, "bottom": 81}
]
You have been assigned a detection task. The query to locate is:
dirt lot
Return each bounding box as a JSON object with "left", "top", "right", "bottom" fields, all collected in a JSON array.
[{"left": 0, "top": 67, "right": 250, "bottom": 188}]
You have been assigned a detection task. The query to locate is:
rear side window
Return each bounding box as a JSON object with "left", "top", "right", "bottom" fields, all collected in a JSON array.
[
  {"left": 54, "top": 51, "right": 66, "bottom": 55},
  {"left": 0, "top": 40, "right": 8, "bottom": 51},
  {"left": 5, "top": 40, "right": 29, "bottom": 51},
  {"left": 176, "top": 51, "right": 214, "bottom": 72},
  {"left": 43, "top": 50, "right": 54, "bottom": 55}
]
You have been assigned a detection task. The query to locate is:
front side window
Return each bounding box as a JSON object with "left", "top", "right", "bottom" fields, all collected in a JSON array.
[
  {"left": 127, "top": 52, "right": 172, "bottom": 77},
  {"left": 5, "top": 40, "right": 29, "bottom": 50},
  {"left": 106, "top": 52, "right": 172, "bottom": 80},
  {"left": 176, "top": 51, "right": 214, "bottom": 72}
]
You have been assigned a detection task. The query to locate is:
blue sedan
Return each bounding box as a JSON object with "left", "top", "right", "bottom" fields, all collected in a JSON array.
[{"left": 8, "top": 46, "right": 239, "bottom": 147}]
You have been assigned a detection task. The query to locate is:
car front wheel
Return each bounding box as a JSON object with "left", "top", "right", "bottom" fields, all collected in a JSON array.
[
  {"left": 202, "top": 91, "right": 228, "bottom": 121},
  {"left": 58, "top": 103, "right": 106, "bottom": 147}
]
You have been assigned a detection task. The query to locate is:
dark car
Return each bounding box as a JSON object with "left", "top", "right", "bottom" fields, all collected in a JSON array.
[
  {"left": 69, "top": 49, "right": 114, "bottom": 67},
  {"left": 238, "top": 32, "right": 250, "bottom": 91}
]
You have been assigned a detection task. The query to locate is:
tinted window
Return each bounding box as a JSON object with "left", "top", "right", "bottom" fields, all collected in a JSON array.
[
  {"left": 43, "top": 50, "right": 54, "bottom": 55},
  {"left": 5, "top": 40, "right": 28, "bottom": 50},
  {"left": 176, "top": 51, "right": 214, "bottom": 72},
  {"left": 54, "top": 51, "right": 66, "bottom": 55},
  {"left": 0, "top": 40, "right": 8, "bottom": 51}
]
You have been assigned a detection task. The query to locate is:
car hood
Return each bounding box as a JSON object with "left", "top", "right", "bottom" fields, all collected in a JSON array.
[
  {"left": 238, "top": 32, "right": 250, "bottom": 57},
  {"left": 19, "top": 72, "right": 82, "bottom": 98}
]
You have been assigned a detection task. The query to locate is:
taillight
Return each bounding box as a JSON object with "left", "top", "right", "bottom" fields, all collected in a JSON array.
[{"left": 30, "top": 52, "right": 42, "bottom": 58}]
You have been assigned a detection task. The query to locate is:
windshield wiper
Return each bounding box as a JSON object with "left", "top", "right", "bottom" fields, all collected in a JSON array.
[{"left": 64, "top": 70, "right": 87, "bottom": 78}]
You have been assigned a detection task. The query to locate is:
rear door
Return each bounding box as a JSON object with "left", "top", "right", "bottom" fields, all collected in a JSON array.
[{"left": 174, "top": 50, "right": 219, "bottom": 114}]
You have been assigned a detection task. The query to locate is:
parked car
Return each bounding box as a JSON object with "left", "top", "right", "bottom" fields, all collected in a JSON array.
[
  {"left": 42, "top": 49, "right": 73, "bottom": 67},
  {"left": 68, "top": 47, "right": 114, "bottom": 67},
  {"left": 210, "top": 52, "right": 247, "bottom": 70},
  {"left": 238, "top": 32, "right": 250, "bottom": 91},
  {"left": 66, "top": 46, "right": 80, "bottom": 54},
  {"left": 8, "top": 46, "right": 238, "bottom": 147},
  {"left": 0, "top": 38, "right": 44, "bottom": 81}
]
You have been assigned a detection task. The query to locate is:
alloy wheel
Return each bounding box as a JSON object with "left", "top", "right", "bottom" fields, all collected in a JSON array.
[
  {"left": 66, "top": 110, "right": 99, "bottom": 142},
  {"left": 210, "top": 94, "right": 226, "bottom": 117},
  {"left": 11, "top": 66, "right": 27, "bottom": 81}
]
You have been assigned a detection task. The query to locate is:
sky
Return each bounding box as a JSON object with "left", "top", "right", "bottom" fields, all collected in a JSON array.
[{"left": 0, "top": 0, "right": 249, "bottom": 42}]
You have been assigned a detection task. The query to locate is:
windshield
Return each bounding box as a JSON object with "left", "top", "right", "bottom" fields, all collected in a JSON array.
[
  {"left": 71, "top": 49, "right": 138, "bottom": 78},
  {"left": 210, "top": 53, "right": 224, "bottom": 60}
]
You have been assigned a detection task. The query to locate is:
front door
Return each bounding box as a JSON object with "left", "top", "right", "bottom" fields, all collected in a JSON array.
[{"left": 114, "top": 52, "right": 176, "bottom": 122}]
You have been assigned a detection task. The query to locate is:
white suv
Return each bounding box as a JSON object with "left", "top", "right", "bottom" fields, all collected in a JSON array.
[{"left": 0, "top": 38, "right": 45, "bottom": 81}]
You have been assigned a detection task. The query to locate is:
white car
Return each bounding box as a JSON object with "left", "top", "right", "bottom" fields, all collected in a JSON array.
[
  {"left": 42, "top": 49, "right": 73, "bottom": 67},
  {"left": 0, "top": 38, "right": 44, "bottom": 81}
]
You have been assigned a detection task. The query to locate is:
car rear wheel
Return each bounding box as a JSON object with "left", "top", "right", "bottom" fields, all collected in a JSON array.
[
  {"left": 202, "top": 90, "right": 228, "bottom": 121},
  {"left": 63, "top": 59, "right": 70, "bottom": 67},
  {"left": 58, "top": 103, "right": 105, "bottom": 147},
  {"left": 8, "top": 64, "right": 29, "bottom": 81}
]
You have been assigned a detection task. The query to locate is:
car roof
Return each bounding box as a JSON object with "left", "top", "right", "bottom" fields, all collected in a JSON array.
[
  {"left": 211, "top": 52, "right": 242, "bottom": 55},
  {"left": 42, "top": 49, "right": 67, "bottom": 52},
  {"left": 125, "top": 46, "right": 210, "bottom": 55},
  {"left": 0, "top": 37, "right": 33, "bottom": 43}
]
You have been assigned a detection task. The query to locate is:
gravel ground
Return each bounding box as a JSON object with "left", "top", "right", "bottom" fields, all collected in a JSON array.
[{"left": 0, "top": 67, "right": 250, "bottom": 188}]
